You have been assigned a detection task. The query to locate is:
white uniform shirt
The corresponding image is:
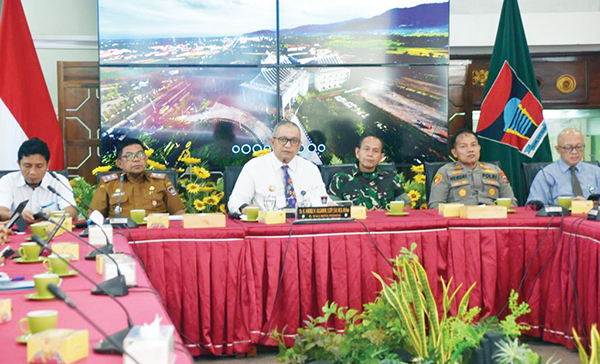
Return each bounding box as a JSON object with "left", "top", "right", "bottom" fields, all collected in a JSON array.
[
  {"left": 227, "top": 152, "right": 329, "bottom": 212},
  {"left": 0, "top": 172, "right": 76, "bottom": 213}
]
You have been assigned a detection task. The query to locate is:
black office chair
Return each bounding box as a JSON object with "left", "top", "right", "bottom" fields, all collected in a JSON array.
[
  {"left": 96, "top": 169, "right": 178, "bottom": 186},
  {"left": 521, "top": 162, "right": 551, "bottom": 196},
  {"left": 320, "top": 163, "right": 396, "bottom": 190},
  {"left": 224, "top": 165, "right": 244, "bottom": 202},
  {"left": 425, "top": 161, "right": 502, "bottom": 202}
]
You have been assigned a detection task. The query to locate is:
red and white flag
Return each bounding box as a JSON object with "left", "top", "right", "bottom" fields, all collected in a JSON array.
[{"left": 0, "top": 0, "right": 64, "bottom": 170}]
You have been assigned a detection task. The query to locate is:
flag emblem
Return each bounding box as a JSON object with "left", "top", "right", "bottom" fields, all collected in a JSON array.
[{"left": 477, "top": 61, "right": 546, "bottom": 157}]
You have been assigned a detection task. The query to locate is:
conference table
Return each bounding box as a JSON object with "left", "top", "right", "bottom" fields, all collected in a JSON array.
[
  {"left": 125, "top": 208, "right": 600, "bottom": 356},
  {"left": 0, "top": 230, "right": 195, "bottom": 363}
]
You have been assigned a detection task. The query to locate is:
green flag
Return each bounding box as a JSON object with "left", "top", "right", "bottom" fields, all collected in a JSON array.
[{"left": 476, "top": 0, "right": 552, "bottom": 205}]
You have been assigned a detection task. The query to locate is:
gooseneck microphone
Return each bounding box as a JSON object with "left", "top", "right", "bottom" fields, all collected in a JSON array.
[
  {"left": 30, "top": 236, "right": 133, "bottom": 354},
  {"left": 45, "top": 186, "right": 114, "bottom": 260},
  {"left": 48, "top": 171, "right": 93, "bottom": 212},
  {"left": 109, "top": 174, "right": 138, "bottom": 229},
  {"left": 32, "top": 213, "right": 128, "bottom": 297},
  {"left": 46, "top": 284, "right": 140, "bottom": 363}
]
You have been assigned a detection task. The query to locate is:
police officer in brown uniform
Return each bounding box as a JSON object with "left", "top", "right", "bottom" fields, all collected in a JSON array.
[
  {"left": 428, "top": 129, "right": 517, "bottom": 209},
  {"left": 90, "top": 138, "right": 185, "bottom": 218}
]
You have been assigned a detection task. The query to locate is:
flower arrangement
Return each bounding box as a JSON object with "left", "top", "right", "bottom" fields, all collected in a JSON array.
[
  {"left": 399, "top": 164, "right": 427, "bottom": 209},
  {"left": 178, "top": 158, "right": 225, "bottom": 214},
  {"left": 69, "top": 177, "right": 97, "bottom": 214}
]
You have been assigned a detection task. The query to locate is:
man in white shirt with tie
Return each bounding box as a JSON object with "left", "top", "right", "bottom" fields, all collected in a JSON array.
[
  {"left": 0, "top": 138, "right": 77, "bottom": 223},
  {"left": 227, "top": 121, "right": 328, "bottom": 214}
]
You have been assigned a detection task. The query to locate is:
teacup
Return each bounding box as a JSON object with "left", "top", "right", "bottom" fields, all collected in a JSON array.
[
  {"left": 494, "top": 198, "right": 512, "bottom": 208},
  {"left": 130, "top": 209, "right": 146, "bottom": 224},
  {"left": 33, "top": 273, "right": 60, "bottom": 298},
  {"left": 30, "top": 221, "right": 51, "bottom": 240},
  {"left": 245, "top": 206, "right": 260, "bottom": 220},
  {"left": 19, "top": 310, "right": 58, "bottom": 335},
  {"left": 557, "top": 196, "right": 572, "bottom": 210},
  {"left": 386, "top": 201, "right": 405, "bottom": 214},
  {"left": 18, "top": 242, "right": 41, "bottom": 261},
  {"left": 42, "top": 254, "right": 70, "bottom": 275}
]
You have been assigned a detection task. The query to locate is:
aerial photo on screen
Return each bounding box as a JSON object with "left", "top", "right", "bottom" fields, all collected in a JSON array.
[{"left": 98, "top": 0, "right": 448, "bottom": 65}]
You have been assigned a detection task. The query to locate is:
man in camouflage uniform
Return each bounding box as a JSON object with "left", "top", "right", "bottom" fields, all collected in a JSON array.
[
  {"left": 90, "top": 138, "right": 185, "bottom": 218},
  {"left": 428, "top": 129, "right": 517, "bottom": 209},
  {"left": 328, "top": 135, "right": 406, "bottom": 210}
]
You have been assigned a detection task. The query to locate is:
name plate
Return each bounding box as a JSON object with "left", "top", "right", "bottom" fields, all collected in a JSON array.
[{"left": 296, "top": 206, "right": 351, "bottom": 220}]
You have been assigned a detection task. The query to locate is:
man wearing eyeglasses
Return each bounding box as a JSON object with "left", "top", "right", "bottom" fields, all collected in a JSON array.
[
  {"left": 90, "top": 138, "right": 185, "bottom": 217},
  {"left": 227, "top": 121, "right": 329, "bottom": 214},
  {"left": 527, "top": 128, "right": 600, "bottom": 205}
]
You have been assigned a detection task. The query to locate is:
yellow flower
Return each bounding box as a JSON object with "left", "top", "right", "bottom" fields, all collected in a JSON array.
[
  {"left": 75, "top": 197, "right": 81, "bottom": 204},
  {"left": 214, "top": 191, "right": 225, "bottom": 199},
  {"left": 203, "top": 196, "right": 219, "bottom": 205},
  {"left": 177, "top": 168, "right": 185, "bottom": 173},
  {"left": 147, "top": 160, "right": 167, "bottom": 170},
  {"left": 410, "top": 201, "right": 417, "bottom": 209},
  {"left": 92, "top": 165, "right": 112, "bottom": 175},
  {"left": 419, "top": 203, "right": 429, "bottom": 210},
  {"left": 192, "top": 166, "right": 210, "bottom": 179},
  {"left": 411, "top": 165, "right": 424, "bottom": 174},
  {"left": 198, "top": 186, "right": 215, "bottom": 192},
  {"left": 252, "top": 148, "right": 270, "bottom": 158},
  {"left": 186, "top": 183, "right": 200, "bottom": 193},
  {"left": 69, "top": 179, "right": 76, "bottom": 187},
  {"left": 145, "top": 148, "right": 154, "bottom": 158},
  {"left": 181, "top": 157, "right": 201, "bottom": 165},
  {"left": 407, "top": 190, "right": 421, "bottom": 201},
  {"left": 219, "top": 204, "right": 226, "bottom": 214},
  {"left": 193, "top": 199, "right": 206, "bottom": 212},
  {"left": 414, "top": 174, "right": 426, "bottom": 185}
]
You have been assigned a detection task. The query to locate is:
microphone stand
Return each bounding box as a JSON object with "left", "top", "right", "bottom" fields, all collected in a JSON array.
[
  {"left": 46, "top": 185, "right": 114, "bottom": 260},
  {"left": 109, "top": 174, "right": 138, "bottom": 229},
  {"left": 30, "top": 236, "right": 133, "bottom": 354},
  {"left": 32, "top": 213, "right": 129, "bottom": 297}
]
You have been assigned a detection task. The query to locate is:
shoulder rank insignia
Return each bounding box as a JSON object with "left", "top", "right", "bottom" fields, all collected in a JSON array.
[
  {"left": 101, "top": 173, "right": 118, "bottom": 183},
  {"left": 454, "top": 163, "right": 462, "bottom": 169},
  {"left": 433, "top": 173, "right": 443, "bottom": 186},
  {"left": 150, "top": 172, "right": 166, "bottom": 180},
  {"left": 483, "top": 168, "right": 497, "bottom": 174},
  {"left": 167, "top": 185, "right": 177, "bottom": 196},
  {"left": 458, "top": 188, "right": 467, "bottom": 197}
]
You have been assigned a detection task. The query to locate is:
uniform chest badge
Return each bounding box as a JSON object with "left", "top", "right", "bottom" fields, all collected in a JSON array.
[
  {"left": 152, "top": 200, "right": 158, "bottom": 206},
  {"left": 167, "top": 185, "right": 177, "bottom": 196},
  {"left": 489, "top": 188, "right": 496, "bottom": 196},
  {"left": 458, "top": 188, "right": 467, "bottom": 197}
]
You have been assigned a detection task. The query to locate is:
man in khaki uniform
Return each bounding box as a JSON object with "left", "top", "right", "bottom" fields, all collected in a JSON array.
[
  {"left": 90, "top": 138, "right": 185, "bottom": 218},
  {"left": 429, "top": 129, "right": 517, "bottom": 209}
]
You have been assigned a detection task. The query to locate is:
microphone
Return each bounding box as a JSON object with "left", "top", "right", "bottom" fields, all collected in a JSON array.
[
  {"left": 108, "top": 174, "right": 137, "bottom": 229},
  {"left": 44, "top": 187, "right": 114, "bottom": 260},
  {"left": 46, "top": 284, "right": 139, "bottom": 362},
  {"left": 30, "top": 236, "right": 133, "bottom": 355},
  {"left": 30, "top": 218, "right": 129, "bottom": 297}
]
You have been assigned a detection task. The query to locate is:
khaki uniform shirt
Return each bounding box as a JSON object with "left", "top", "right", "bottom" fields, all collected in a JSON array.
[
  {"left": 428, "top": 161, "right": 517, "bottom": 209},
  {"left": 90, "top": 172, "right": 184, "bottom": 218}
]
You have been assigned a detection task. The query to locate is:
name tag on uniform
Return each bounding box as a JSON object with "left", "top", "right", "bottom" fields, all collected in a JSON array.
[{"left": 111, "top": 192, "right": 125, "bottom": 198}]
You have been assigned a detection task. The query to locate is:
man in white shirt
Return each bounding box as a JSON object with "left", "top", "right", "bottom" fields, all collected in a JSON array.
[
  {"left": 227, "top": 121, "right": 328, "bottom": 214},
  {"left": 0, "top": 138, "right": 77, "bottom": 223}
]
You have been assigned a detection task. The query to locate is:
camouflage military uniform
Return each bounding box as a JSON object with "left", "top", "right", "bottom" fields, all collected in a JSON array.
[
  {"left": 328, "top": 165, "right": 405, "bottom": 210},
  {"left": 90, "top": 171, "right": 185, "bottom": 218},
  {"left": 428, "top": 161, "right": 517, "bottom": 209}
]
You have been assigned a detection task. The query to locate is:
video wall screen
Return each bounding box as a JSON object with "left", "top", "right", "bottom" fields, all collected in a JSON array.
[{"left": 98, "top": 0, "right": 449, "bottom": 168}]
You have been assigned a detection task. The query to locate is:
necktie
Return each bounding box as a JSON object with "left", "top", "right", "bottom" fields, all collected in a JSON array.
[
  {"left": 282, "top": 164, "right": 296, "bottom": 208},
  {"left": 570, "top": 166, "right": 584, "bottom": 197}
]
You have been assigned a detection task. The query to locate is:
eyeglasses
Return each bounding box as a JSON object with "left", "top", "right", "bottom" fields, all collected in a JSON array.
[
  {"left": 557, "top": 145, "right": 584, "bottom": 153},
  {"left": 121, "top": 151, "right": 146, "bottom": 161},
  {"left": 274, "top": 137, "right": 300, "bottom": 146}
]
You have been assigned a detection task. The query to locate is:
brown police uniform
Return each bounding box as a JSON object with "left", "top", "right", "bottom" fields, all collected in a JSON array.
[
  {"left": 90, "top": 171, "right": 184, "bottom": 218},
  {"left": 428, "top": 161, "right": 517, "bottom": 209}
]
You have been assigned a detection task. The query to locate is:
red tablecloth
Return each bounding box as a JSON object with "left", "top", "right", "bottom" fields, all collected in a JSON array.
[
  {"left": 124, "top": 209, "right": 600, "bottom": 354},
  {"left": 0, "top": 230, "right": 195, "bottom": 363}
]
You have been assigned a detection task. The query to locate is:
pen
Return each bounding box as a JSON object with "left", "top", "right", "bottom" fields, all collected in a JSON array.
[{"left": 11, "top": 276, "right": 25, "bottom": 281}]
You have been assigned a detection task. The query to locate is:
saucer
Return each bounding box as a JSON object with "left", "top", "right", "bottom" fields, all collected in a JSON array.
[
  {"left": 16, "top": 334, "right": 30, "bottom": 344},
  {"left": 241, "top": 217, "right": 259, "bottom": 222},
  {"left": 14, "top": 256, "right": 44, "bottom": 264},
  {"left": 386, "top": 212, "right": 409, "bottom": 216},
  {"left": 25, "top": 293, "right": 55, "bottom": 301},
  {"left": 55, "top": 270, "right": 78, "bottom": 278}
]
